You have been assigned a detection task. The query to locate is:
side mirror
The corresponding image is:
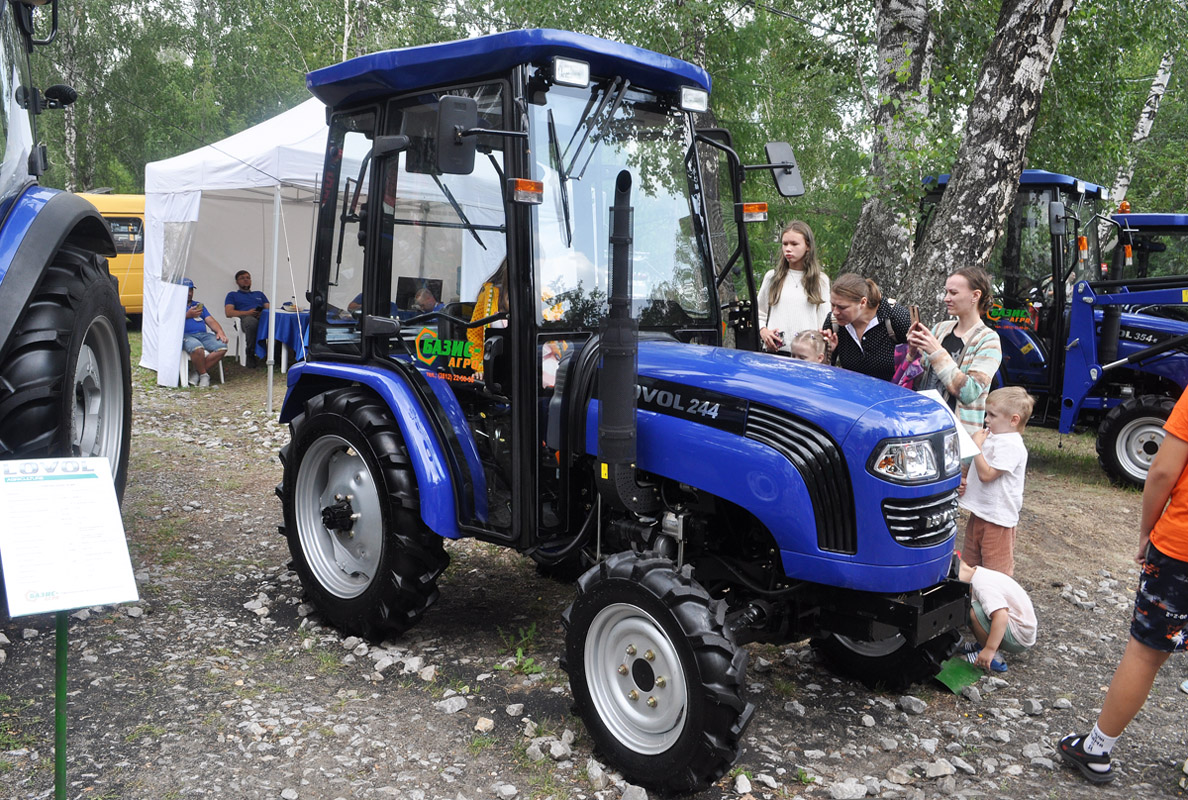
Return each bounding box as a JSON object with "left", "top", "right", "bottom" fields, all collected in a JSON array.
[
  {"left": 765, "top": 142, "right": 804, "bottom": 198},
  {"left": 1049, "top": 201, "right": 1066, "bottom": 236},
  {"left": 436, "top": 96, "right": 478, "bottom": 175},
  {"left": 43, "top": 83, "right": 76, "bottom": 110}
]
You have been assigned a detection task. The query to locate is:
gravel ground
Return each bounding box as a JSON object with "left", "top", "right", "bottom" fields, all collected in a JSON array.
[{"left": 2, "top": 358, "right": 1188, "bottom": 800}]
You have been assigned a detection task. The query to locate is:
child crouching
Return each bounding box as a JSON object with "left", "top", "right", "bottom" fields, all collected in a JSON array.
[{"left": 960, "top": 386, "right": 1035, "bottom": 576}]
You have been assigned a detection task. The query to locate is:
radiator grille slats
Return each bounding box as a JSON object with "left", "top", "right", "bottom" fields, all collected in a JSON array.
[
  {"left": 882, "top": 490, "right": 959, "bottom": 547},
  {"left": 745, "top": 406, "right": 857, "bottom": 553}
]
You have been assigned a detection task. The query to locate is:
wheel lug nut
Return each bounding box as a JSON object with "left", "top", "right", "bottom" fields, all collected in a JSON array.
[
  {"left": 627, "top": 690, "right": 639, "bottom": 701},
  {"left": 625, "top": 645, "right": 636, "bottom": 656},
  {"left": 646, "top": 696, "right": 658, "bottom": 708},
  {"left": 617, "top": 664, "right": 628, "bottom": 676},
  {"left": 655, "top": 676, "right": 666, "bottom": 688},
  {"left": 335, "top": 493, "right": 344, "bottom": 501},
  {"left": 644, "top": 649, "right": 655, "bottom": 661}
]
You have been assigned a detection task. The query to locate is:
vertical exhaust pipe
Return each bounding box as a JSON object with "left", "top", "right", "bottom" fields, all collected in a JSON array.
[{"left": 597, "top": 170, "right": 659, "bottom": 513}]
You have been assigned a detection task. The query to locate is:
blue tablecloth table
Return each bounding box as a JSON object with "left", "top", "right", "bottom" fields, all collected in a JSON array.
[{"left": 256, "top": 309, "right": 310, "bottom": 372}]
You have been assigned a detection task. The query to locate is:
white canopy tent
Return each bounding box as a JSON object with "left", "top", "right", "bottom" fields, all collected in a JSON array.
[{"left": 140, "top": 98, "right": 329, "bottom": 406}]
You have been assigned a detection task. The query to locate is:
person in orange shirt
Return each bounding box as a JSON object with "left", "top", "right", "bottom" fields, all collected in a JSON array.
[{"left": 1058, "top": 391, "right": 1188, "bottom": 784}]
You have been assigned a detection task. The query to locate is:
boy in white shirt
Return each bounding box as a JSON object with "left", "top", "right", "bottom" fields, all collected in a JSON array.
[
  {"left": 957, "top": 559, "right": 1037, "bottom": 672},
  {"left": 960, "top": 386, "right": 1035, "bottom": 577}
]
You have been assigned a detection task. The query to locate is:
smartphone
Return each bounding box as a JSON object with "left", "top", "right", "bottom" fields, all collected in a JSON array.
[{"left": 909, "top": 304, "right": 920, "bottom": 326}]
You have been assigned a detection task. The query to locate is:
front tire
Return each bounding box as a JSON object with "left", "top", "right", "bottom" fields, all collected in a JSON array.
[
  {"left": 280, "top": 388, "right": 449, "bottom": 640},
  {"left": 562, "top": 551, "right": 752, "bottom": 793},
  {"left": 0, "top": 246, "right": 131, "bottom": 498},
  {"left": 811, "top": 629, "right": 959, "bottom": 690},
  {"left": 1097, "top": 394, "right": 1176, "bottom": 488}
]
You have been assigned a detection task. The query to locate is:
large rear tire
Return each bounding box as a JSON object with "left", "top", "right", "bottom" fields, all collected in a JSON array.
[
  {"left": 811, "top": 629, "right": 959, "bottom": 690},
  {"left": 280, "top": 388, "right": 449, "bottom": 640},
  {"left": 0, "top": 246, "right": 131, "bottom": 498},
  {"left": 1097, "top": 394, "right": 1176, "bottom": 488},
  {"left": 562, "top": 551, "right": 752, "bottom": 793}
]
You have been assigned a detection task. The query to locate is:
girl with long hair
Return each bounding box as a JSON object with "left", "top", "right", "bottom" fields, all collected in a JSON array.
[{"left": 757, "top": 220, "right": 830, "bottom": 354}]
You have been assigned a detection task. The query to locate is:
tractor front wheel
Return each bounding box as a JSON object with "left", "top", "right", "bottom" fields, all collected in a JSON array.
[
  {"left": 811, "top": 630, "right": 959, "bottom": 690},
  {"left": 1097, "top": 395, "right": 1176, "bottom": 488},
  {"left": 0, "top": 246, "right": 131, "bottom": 497},
  {"left": 562, "top": 551, "right": 752, "bottom": 793},
  {"left": 280, "top": 388, "right": 448, "bottom": 640}
]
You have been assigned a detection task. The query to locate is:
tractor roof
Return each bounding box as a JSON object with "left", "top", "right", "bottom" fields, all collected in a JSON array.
[
  {"left": 927, "top": 169, "right": 1107, "bottom": 198},
  {"left": 306, "top": 28, "right": 711, "bottom": 110},
  {"left": 1113, "top": 213, "right": 1188, "bottom": 233}
]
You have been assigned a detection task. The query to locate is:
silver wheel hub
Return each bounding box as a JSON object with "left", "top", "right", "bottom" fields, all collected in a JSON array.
[
  {"left": 71, "top": 315, "right": 124, "bottom": 476},
  {"left": 584, "top": 603, "right": 687, "bottom": 754},
  {"left": 294, "top": 435, "right": 384, "bottom": 598},
  {"left": 1116, "top": 417, "right": 1165, "bottom": 481}
]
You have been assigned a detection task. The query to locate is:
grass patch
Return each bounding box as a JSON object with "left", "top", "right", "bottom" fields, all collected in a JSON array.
[
  {"left": 0, "top": 694, "right": 38, "bottom": 750},
  {"left": 1026, "top": 426, "right": 1116, "bottom": 487},
  {"left": 124, "top": 723, "right": 167, "bottom": 743},
  {"left": 467, "top": 733, "right": 497, "bottom": 755}
]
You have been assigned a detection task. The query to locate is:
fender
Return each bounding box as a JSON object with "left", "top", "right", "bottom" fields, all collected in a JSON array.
[
  {"left": 280, "top": 360, "right": 487, "bottom": 539},
  {"left": 0, "top": 186, "right": 115, "bottom": 351}
]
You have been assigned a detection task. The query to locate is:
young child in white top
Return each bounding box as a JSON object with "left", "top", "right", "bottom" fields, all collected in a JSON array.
[
  {"left": 959, "top": 386, "right": 1035, "bottom": 577},
  {"left": 957, "top": 559, "right": 1037, "bottom": 672}
]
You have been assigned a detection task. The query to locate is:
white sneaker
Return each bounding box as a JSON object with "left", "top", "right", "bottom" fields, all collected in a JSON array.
[
  {"left": 188, "top": 372, "right": 198, "bottom": 386},
  {"left": 198, "top": 373, "right": 211, "bottom": 388}
]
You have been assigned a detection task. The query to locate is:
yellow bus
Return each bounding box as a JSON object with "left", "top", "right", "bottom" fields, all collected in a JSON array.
[{"left": 78, "top": 193, "right": 145, "bottom": 318}]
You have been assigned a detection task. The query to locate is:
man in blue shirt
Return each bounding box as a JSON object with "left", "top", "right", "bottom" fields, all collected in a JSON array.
[
  {"left": 183, "top": 278, "right": 227, "bottom": 387},
  {"left": 224, "top": 270, "right": 270, "bottom": 367}
]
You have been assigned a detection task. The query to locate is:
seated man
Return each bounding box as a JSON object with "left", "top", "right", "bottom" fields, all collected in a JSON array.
[
  {"left": 183, "top": 277, "right": 228, "bottom": 388},
  {"left": 224, "top": 270, "right": 270, "bottom": 367},
  {"left": 412, "top": 286, "right": 444, "bottom": 314}
]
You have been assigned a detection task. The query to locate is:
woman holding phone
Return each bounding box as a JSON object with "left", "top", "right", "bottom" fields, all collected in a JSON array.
[
  {"left": 756, "top": 221, "right": 830, "bottom": 354},
  {"left": 907, "top": 266, "right": 1002, "bottom": 435}
]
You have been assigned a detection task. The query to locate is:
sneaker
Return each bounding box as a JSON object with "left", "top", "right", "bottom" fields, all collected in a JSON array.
[
  {"left": 188, "top": 372, "right": 198, "bottom": 386},
  {"left": 964, "top": 649, "right": 1008, "bottom": 672},
  {"left": 198, "top": 373, "right": 211, "bottom": 388},
  {"left": 1058, "top": 733, "right": 1115, "bottom": 783}
]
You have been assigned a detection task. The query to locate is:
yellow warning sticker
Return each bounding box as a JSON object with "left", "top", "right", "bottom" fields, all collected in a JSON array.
[
  {"left": 601, "top": 463, "right": 608, "bottom": 479},
  {"left": 1020, "top": 343, "right": 1033, "bottom": 354}
]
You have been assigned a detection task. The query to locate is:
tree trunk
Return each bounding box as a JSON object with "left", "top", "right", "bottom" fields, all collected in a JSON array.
[
  {"left": 842, "top": 0, "right": 932, "bottom": 298},
  {"left": 908, "top": 0, "right": 1076, "bottom": 316},
  {"left": 1110, "top": 49, "right": 1174, "bottom": 208}
]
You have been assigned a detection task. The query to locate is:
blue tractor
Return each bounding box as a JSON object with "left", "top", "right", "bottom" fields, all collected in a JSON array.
[
  {"left": 0, "top": 1, "right": 129, "bottom": 493},
  {"left": 279, "top": 30, "right": 967, "bottom": 791},
  {"left": 922, "top": 172, "right": 1188, "bottom": 487}
]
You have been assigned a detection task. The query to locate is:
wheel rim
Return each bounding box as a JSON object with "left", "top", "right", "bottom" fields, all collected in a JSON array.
[
  {"left": 1115, "top": 416, "right": 1166, "bottom": 482},
  {"left": 584, "top": 602, "right": 689, "bottom": 754},
  {"left": 294, "top": 435, "right": 385, "bottom": 598},
  {"left": 71, "top": 314, "right": 125, "bottom": 473},
  {"left": 831, "top": 632, "right": 906, "bottom": 657}
]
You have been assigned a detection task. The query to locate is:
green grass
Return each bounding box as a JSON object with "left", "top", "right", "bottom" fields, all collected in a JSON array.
[
  {"left": 467, "top": 733, "right": 497, "bottom": 755},
  {"left": 0, "top": 694, "right": 37, "bottom": 751},
  {"left": 124, "top": 723, "right": 167, "bottom": 743},
  {"left": 1025, "top": 425, "right": 1118, "bottom": 487}
]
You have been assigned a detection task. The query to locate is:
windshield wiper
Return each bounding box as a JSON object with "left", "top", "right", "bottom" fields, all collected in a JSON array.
[
  {"left": 547, "top": 109, "right": 573, "bottom": 247},
  {"left": 563, "top": 76, "right": 630, "bottom": 181},
  {"left": 432, "top": 174, "right": 487, "bottom": 250}
]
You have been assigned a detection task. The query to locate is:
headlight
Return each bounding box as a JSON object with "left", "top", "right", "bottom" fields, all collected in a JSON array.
[
  {"left": 943, "top": 430, "right": 961, "bottom": 477},
  {"left": 870, "top": 437, "right": 939, "bottom": 483}
]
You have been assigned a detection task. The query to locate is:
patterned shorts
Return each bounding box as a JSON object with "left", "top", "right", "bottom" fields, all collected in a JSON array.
[{"left": 1130, "top": 542, "right": 1188, "bottom": 653}]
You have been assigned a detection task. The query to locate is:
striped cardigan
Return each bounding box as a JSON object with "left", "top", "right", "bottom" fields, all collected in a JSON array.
[{"left": 920, "top": 318, "right": 1002, "bottom": 435}]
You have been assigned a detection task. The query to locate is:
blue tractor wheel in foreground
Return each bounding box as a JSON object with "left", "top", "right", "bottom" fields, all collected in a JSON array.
[
  {"left": 0, "top": 244, "right": 131, "bottom": 497},
  {"left": 562, "top": 551, "right": 753, "bottom": 794},
  {"left": 279, "top": 387, "right": 450, "bottom": 639}
]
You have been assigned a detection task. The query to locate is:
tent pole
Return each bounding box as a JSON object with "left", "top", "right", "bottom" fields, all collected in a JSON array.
[{"left": 268, "top": 184, "right": 282, "bottom": 414}]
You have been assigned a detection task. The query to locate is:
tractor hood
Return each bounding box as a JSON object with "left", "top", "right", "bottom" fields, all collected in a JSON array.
[{"left": 635, "top": 340, "right": 956, "bottom": 443}]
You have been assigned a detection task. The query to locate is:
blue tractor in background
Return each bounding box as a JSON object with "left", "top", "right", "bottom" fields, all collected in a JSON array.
[
  {"left": 0, "top": 0, "right": 129, "bottom": 493},
  {"left": 278, "top": 29, "right": 968, "bottom": 791},
  {"left": 921, "top": 171, "right": 1188, "bottom": 487}
]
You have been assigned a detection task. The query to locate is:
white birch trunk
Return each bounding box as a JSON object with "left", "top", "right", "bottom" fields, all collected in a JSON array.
[{"left": 1110, "top": 49, "right": 1174, "bottom": 207}]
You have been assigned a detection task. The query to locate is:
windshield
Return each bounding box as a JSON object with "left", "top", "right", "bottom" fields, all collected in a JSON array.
[
  {"left": 0, "top": 4, "right": 32, "bottom": 203},
  {"left": 530, "top": 79, "right": 711, "bottom": 328}
]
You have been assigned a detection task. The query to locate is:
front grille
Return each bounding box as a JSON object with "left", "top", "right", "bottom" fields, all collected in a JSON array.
[
  {"left": 882, "top": 490, "right": 959, "bottom": 548},
  {"left": 745, "top": 405, "right": 856, "bottom": 553}
]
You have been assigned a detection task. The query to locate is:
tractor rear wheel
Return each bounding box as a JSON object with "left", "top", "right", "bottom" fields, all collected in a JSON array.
[
  {"left": 0, "top": 246, "right": 131, "bottom": 497},
  {"left": 280, "top": 388, "right": 449, "bottom": 640},
  {"left": 562, "top": 551, "right": 752, "bottom": 793},
  {"left": 811, "top": 629, "right": 959, "bottom": 690},
  {"left": 1097, "top": 394, "right": 1176, "bottom": 488}
]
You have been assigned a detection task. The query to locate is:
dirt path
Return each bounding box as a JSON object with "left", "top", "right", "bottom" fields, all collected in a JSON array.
[{"left": 2, "top": 358, "right": 1187, "bottom": 800}]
